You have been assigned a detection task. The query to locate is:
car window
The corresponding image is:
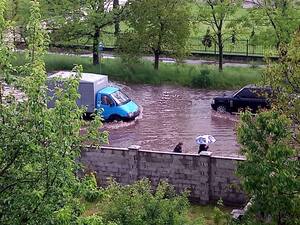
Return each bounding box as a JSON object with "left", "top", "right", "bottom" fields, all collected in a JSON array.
[
  {"left": 101, "top": 95, "right": 113, "bottom": 105},
  {"left": 235, "top": 88, "right": 257, "bottom": 98}
]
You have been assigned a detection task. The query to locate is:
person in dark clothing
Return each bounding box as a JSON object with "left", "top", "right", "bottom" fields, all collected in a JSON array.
[
  {"left": 173, "top": 142, "right": 183, "bottom": 153},
  {"left": 198, "top": 144, "right": 209, "bottom": 154}
]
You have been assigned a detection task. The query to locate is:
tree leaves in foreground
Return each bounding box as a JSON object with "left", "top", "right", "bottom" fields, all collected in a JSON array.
[
  {"left": 0, "top": 1, "right": 108, "bottom": 224},
  {"left": 236, "top": 29, "right": 300, "bottom": 225},
  {"left": 263, "top": 29, "right": 300, "bottom": 142},
  {"left": 237, "top": 111, "right": 300, "bottom": 225}
]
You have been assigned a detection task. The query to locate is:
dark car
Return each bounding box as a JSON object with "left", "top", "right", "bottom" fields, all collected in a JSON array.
[{"left": 211, "top": 85, "right": 272, "bottom": 113}]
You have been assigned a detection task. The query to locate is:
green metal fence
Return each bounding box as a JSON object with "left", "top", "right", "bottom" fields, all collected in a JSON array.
[
  {"left": 184, "top": 37, "right": 274, "bottom": 56},
  {"left": 55, "top": 33, "right": 276, "bottom": 57}
]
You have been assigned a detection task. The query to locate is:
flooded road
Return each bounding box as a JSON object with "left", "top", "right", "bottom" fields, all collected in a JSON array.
[{"left": 103, "top": 84, "right": 241, "bottom": 157}]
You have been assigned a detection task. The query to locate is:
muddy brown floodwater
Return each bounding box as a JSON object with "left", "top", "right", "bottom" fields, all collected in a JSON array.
[{"left": 103, "top": 84, "right": 242, "bottom": 157}]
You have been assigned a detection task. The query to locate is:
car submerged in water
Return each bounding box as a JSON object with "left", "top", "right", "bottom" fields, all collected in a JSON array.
[{"left": 211, "top": 85, "right": 272, "bottom": 114}]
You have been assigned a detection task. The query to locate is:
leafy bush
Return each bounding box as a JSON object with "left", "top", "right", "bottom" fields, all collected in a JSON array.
[
  {"left": 81, "top": 173, "right": 103, "bottom": 202},
  {"left": 98, "top": 179, "right": 192, "bottom": 225},
  {"left": 191, "top": 69, "right": 212, "bottom": 88},
  {"left": 77, "top": 215, "right": 117, "bottom": 225},
  {"left": 212, "top": 200, "right": 232, "bottom": 225}
]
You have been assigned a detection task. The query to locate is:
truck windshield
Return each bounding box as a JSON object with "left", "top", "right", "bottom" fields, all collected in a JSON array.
[{"left": 110, "top": 90, "right": 130, "bottom": 106}]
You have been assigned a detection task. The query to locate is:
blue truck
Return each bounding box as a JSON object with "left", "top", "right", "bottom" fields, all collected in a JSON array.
[{"left": 48, "top": 71, "right": 140, "bottom": 121}]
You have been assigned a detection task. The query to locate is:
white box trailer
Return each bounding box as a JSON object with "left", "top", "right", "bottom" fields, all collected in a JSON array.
[{"left": 48, "top": 71, "right": 108, "bottom": 113}]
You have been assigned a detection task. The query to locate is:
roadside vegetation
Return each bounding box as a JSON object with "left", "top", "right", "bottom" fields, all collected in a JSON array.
[
  {"left": 2, "top": 0, "right": 300, "bottom": 225},
  {"left": 12, "top": 52, "right": 262, "bottom": 90},
  {"left": 83, "top": 199, "right": 233, "bottom": 225},
  {"left": 1, "top": 2, "right": 235, "bottom": 224},
  {"left": 236, "top": 30, "right": 300, "bottom": 224},
  {"left": 81, "top": 176, "right": 233, "bottom": 225},
  {"left": 9, "top": 0, "right": 300, "bottom": 71}
]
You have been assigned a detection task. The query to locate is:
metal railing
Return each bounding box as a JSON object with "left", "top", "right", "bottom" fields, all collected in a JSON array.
[
  {"left": 188, "top": 37, "right": 274, "bottom": 56},
  {"left": 49, "top": 33, "right": 277, "bottom": 57}
]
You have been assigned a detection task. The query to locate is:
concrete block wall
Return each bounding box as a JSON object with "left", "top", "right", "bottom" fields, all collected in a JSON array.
[
  {"left": 80, "top": 146, "right": 246, "bottom": 205},
  {"left": 81, "top": 147, "right": 131, "bottom": 185},
  {"left": 137, "top": 150, "right": 211, "bottom": 204},
  {"left": 210, "top": 156, "right": 246, "bottom": 205}
]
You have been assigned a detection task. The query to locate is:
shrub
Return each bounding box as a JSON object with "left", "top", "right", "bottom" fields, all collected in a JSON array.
[
  {"left": 81, "top": 174, "right": 103, "bottom": 202},
  {"left": 98, "top": 179, "right": 191, "bottom": 225},
  {"left": 191, "top": 69, "right": 212, "bottom": 88}
]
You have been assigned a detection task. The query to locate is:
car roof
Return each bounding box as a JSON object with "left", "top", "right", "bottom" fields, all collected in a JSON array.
[{"left": 243, "top": 84, "right": 271, "bottom": 90}]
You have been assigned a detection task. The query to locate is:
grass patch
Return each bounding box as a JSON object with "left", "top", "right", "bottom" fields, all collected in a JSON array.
[{"left": 12, "top": 52, "right": 262, "bottom": 90}]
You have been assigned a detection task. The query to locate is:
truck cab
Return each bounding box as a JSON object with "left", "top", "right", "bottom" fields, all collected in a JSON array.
[
  {"left": 96, "top": 87, "right": 140, "bottom": 121},
  {"left": 48, "top": 71, "right": 140, "bottom": 121}
]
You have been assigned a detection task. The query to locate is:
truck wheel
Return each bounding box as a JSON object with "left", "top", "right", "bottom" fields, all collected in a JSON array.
[
  {"left": 109, "top": 115, "right": 122, "bottom": 122},
  {"left": 216, "top": 105, "right": 227, "bottom": 113}
]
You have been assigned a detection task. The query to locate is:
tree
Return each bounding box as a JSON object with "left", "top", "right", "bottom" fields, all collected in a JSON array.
[
  {"left": 0, "top": 1, "right": 108, "bottom": 224},
  {"left": 113, "top": 0, "right": 120, "bottom": 36},
  {"left": 248, "top": 0, "right": 299, "bottom": 53},
  {"left": 196, "top": 0, "right": 241, "bottom": 71},
  {"left": 237, "top": 111, "right": 300, "bottom": 225},
  {"left": 118, "top": 0, "right": 191, "bottom": 70},
  {"left": 263, "top": 29, "right": 300, "bottom": 146},
  {"left": 235, "top": 26, "right": 300, "bottom": 225},
  {"left": 41, "top": 0, "right": 125, "bottom": 65}
]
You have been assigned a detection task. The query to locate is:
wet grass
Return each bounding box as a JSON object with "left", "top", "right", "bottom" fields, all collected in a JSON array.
[{"left": 12, "top": 52, "right": 262, "bottom": 90}]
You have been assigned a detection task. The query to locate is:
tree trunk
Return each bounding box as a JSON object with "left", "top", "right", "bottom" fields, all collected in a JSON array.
[
  {"left": 154, "top": 51, "right": 160, "bottom": 70},
  {"left": 113, "top": 0, "right": 120, "bottom": 36},
  {"left": 217, "top": 31, "right": 223, "bottom": 72},
  {"left": 93, "top": 28, "right": 100, "bottom": 65}
]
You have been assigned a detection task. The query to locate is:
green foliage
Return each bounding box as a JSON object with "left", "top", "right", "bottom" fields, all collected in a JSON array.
[
  {"left": 81, "top": 173, "right": 103, "bottom": 203},
  {"left": 77, "top": 215, "right": 117, "bottom": 225},
  {"left": 191, "top": 69, "right": 212, "bottom": 88},
  {"left": 244, "top": 0, "right": 299, "bottom": 50},
  {"left": 0, "top": 0, "right": 14, "bottom": 84},
  {"left": 0, "top": 1, "right": 108, "bottom": 224},
  {"left": 237, "top": 111, "right": 300, "bottom": 225},
  {"left": 12, "top": 53, "right": 263, "bottom": 89},
  {"left": 118, "top": 0, "right": 192, "bottom": 70},
  {"left": 263, "top": 30, "right": 300, "bottom": 140},
  {"left": 236, "top": 26, "right": 300, "bottom": 225},
  {"left": 195, "top": 0, "right": 242, "bottom": 71},
  {"left": 211, "top": 200, "right": 232, "bottom": 225},
  {"left": 98, "top": 179, "right": 190, "bottom": 225},
  {"left": 40, "top": 0, "right": 125, "bottom": 64},
  {"left": 5, "top": 0, "right": 31, "bottom": 43}
]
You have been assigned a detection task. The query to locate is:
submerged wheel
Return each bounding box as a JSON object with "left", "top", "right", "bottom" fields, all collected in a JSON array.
[
  {"left": 108, "top": 115, "right": 122, "bottom": 122},
  {"left": 216, "top": 105, "right": 227, "bottom": 113}
]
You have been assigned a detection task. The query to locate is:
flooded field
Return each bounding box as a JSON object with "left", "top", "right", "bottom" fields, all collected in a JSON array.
[{"left": 103, "top": 84, "right": 241, "bottom": 157}]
